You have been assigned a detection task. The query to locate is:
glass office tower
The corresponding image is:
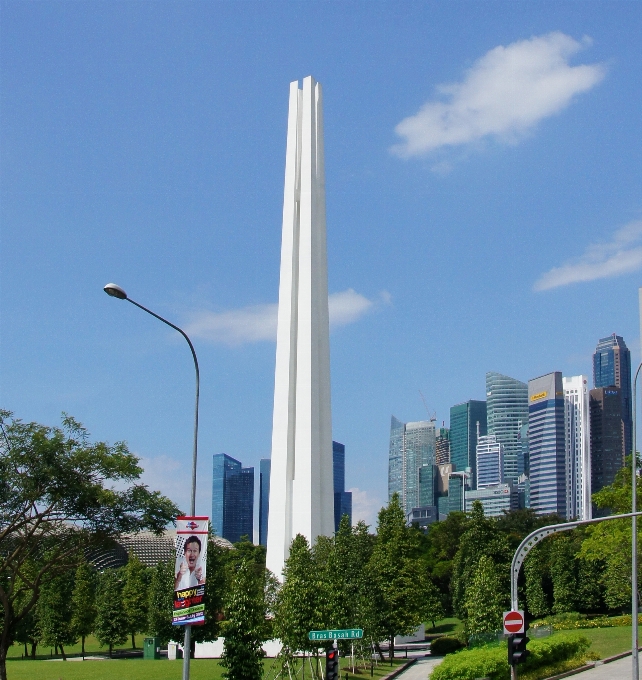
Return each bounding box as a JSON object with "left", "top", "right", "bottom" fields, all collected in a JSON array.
[
  {"left": 449, "top": 400, "right": 487, "bottom": 488},
  {"left": 476, "top": 434, "right": 504, "bottom": 488},
  {"left": 486, "top": 372, "right": 528, "bottom": 485},
  {"left": 528, "top": 372, "right": 566, "bottom": 517},
  {"left": 593, "top": 334, "right": 632, "bottom": 458},
  {"left": 212, "top": 453, "right": 254, "bottom": 544},
  {"left": 388, "top": 416, "right": 405, "bottom": 501},
  {"left": 589, "top": 386, "right": 625, "bottom": 497},
  {"left": 258, "top": 458, "right": 271, "bottom": 547},
  {"left": 333, "top": 441, "right": 352, "bottom": 531}
]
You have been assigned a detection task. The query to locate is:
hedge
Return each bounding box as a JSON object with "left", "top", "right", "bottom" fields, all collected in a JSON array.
[
  {"left": 531, "top": 613, "right": 642, "bottom": 631},
  {"left": 430, "top": 636, "right": 466, "bottom": 656},
  {"left": 429, "top": 633, "right": 590, "bottom": 680}
]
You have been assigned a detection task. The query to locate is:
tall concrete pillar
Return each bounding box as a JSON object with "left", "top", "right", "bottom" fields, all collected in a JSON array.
[{"left": 266, "top": 77, "right": 335, "bottom": 579}]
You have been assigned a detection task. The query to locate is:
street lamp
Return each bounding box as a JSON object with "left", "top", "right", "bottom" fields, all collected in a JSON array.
[
  {"left": 632, "top": 361, "right": 641, "bottom": 680},
  {"left": 104, "top": 283, "right": 199, "bottom": 680}
]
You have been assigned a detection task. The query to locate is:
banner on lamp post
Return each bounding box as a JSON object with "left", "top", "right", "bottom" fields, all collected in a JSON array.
[{"left": 172, "top": 516, "right": 209, "bottom": 626}]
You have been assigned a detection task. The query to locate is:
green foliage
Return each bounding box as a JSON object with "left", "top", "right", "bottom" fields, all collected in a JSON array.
[
  {"left": 94, "top": 569, "right": 128, "bottom": 656},
  {"left": 147, "top": 559, "right": 177, "bottom": 644},
  {"left": 220, "top": 556, "right": 267, "bottom": 680},
  {"left": 524, "top": 545, "right": 551, "bottom": 618},
  {"left": 550, "top": 536, "right": 577, "bottom": 614},
  {"left": 122, "top": 553, "right": 149, "bottom": 648},
  {"left": 450, "top": 501, "right": 511, "bottom": 621},
  {"left": 464, "top": 556, "right": 505, "bottom": 637},
  {"left": 191, "top": 539, "right": 227, "bottom": 644},
  {"left": 531, "top": 612, "right": 642, "bottom": 630},
  {"left": 71, "top": 559, "right": 97, "bottom": 653},
  {"left": 429, "top": 633, "right": 590, "bottom": 680},
  {"left": 430, "top": 636, "right": 465, "bottom": 655},
  {"left": 36, "top": 571, "right": 78, "bottom": 656},
  {"left": 0, "top": 410, "right": 179, "bottom": 678}
]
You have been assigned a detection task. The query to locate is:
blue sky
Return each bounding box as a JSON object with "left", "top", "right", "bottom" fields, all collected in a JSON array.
[{"left": 2, "top": 1, "right": 641, "bottom": 528}]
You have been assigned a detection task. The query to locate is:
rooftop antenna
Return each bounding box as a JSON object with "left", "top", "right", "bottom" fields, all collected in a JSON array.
[{"left": 419, "top": 390, "right": 437, "bottom": 422}]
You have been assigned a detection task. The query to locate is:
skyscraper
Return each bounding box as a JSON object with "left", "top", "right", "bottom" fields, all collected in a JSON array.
[
  {"left": 258, "top": 459, "right": 271, "bottom": 547},
  {"left": 593, "top": 334, "right": 632, "bottom": 457},
  {"left": 212, "top": 454, "right": 254, "bottom": 544},
  {"left": 590, "top": 386, "right": 625, "bottom": 498},
  {"left": 486, "top": 372, "right": 528, "bottom": 485},
  {"left": 387, "top": 417, "right": 436, "bottom": 515},
  {"left": 476, "top": 434, "right": 504, "bottom": 488},
  {"left": 435, "top": 427, "right": 450, "bottom": 464},
  {"left": 528, "top": 372, "right": 566, "bottom": 517},
  {"left": 563, "top": 376, "right": 591, "bottom": 520},
  {"left": 266, "top": 77, "right": 335, "bottom": 579},
  {"left": 449, "top": 400, "right": 487, "bottom": 488},
  {"left": 332, "top": 441, "right": 352, "bottom": 531}
]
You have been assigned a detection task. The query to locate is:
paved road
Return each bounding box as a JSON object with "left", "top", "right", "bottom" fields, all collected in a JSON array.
[
  {"left": 395, "top": 657, "right": 444, "bottom": 679},
  {"left": 564, "top": 655, "right": 632, "bottom": 678}
]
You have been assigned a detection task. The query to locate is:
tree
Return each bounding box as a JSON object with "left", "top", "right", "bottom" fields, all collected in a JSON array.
[
  {"left": 94, "top": 569, "right": 128, "bottom": 657},
  {"left": 147, "top": 558, "right": 176, "bottom": 645},
  {"left": 450, "top": 501, "right": 511, "bottom": 620},
  {"left": 122, "top": 553, "right": 149, "bottom": 648},
  {"left": 220, "top": 556, "right": 267, "bottom": 680},
  {"left": 464, "top": 556, "right": 505, "bottom": 636},
  {"left": 70, "top": 559, "right": 97, "bottom": 657},
  {"left": 365, "top": 494, "right": 428, "bottom": 659},
  {"left": 36, "top": 570, "right": 77, "bottom": 659},
  {"left": 550, "top": 536, "right": 577, "bottom": 614},
  {"left": 0, "top": 411, "right": 179, "bottom": 680},
  {"left": 524, "top": 544, "right": 551, "bottom": 619}
]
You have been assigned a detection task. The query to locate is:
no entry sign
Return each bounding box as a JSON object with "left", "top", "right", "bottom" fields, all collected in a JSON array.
[{"left": 503, "top": 610, "right": 525, "bottom": 635}]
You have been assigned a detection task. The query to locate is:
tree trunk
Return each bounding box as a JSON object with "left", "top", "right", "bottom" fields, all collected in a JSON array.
[
  {"left": 30, "top": 642, "right": 37, "bottom": 658},
  {"left": 131, "top": 632, "right": 136, "bottom": 649},
  {"left": 109, "top": 643, "right": 113, "bottom": 658},
  {"left": 374, "top": 643, "right": 385, "bottom": 662},
  {"left": 82, "top": 635, "right": 85, "bottom": 658},
  {"left": 60, "top": 645, "right": 67, "bottom": 661},
  {"left": 0, "top": 644, "right": 8, "bottom": 680},
  {"left": 389, "top": 636, "right": 394, "bottom": 662}
]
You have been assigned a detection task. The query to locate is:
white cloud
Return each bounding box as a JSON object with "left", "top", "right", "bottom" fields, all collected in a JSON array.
[
  {"left": 392, "top": 32, "right": 605, "bottom": 159},
  {"left": 185, "top": 289, "right": 386, "bottom": 345},
  {"left": 534, "top": 220, "right": 642, "bottom": 291},
  {"left": 348, "top": 487, "right": 383, "bottom": 529}
]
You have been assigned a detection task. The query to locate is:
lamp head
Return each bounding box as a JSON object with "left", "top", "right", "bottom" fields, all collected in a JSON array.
[{"left": 104, "top": 283, "right": 128, "bottom": 300}]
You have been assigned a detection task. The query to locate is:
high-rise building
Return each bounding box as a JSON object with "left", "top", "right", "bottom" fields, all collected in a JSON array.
[
  {"left": 332, "top": 441, "right": 352, "bottom": 531},
  {"left": 449, "top": 400, "right": 487, "bottom": 488},
  {"left": 486, "top": 372, "right": 528, "bottom": 485},
  {"left": 528, "top": 372, "right": 566, "bottom": 517},
  {"left": 436, "top": 427, "right": 450, "bottom": 464},
  {"left": 465, "top": 483, "right": 519, "bottom": 517},
  {"left": 590, "top": 386, "right": 625, "bottom": 498},
  {"left": 212, "top": 454, "right": 254, "bottom": 544},
  {"left": 258, "top": 459, "right": 271, "bottom": 547},
  {"left": 593, "top": 334, "right": 632, "bottom": 457},
  {"left": 528, "top": 371, "right": 566, "bottom": 517},
  {"left": 266, "top": 77, "right": 335, "bottom": 579},
  {"left": 387, "top": 417, "right": 436, "bottom": 515},
  {"left": 476, "top": 434, "right": 504, "bottom": 488},
  {"left": 563, "top": 376, "right": 591, "bottom": 520}
]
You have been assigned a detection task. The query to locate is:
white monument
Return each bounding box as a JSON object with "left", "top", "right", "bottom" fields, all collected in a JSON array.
[{"left": 266, "top": 76, "right": 335, "bottom": 579}]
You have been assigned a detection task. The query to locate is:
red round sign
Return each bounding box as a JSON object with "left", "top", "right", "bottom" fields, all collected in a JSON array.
[{"left": 503, "top": 610, "right": 524, "bottom": 634}]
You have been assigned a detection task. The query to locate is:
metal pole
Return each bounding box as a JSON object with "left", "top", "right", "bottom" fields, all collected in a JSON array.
[
  {"left": 632, "top": 362, "right": 641, "bottom": 680},
  {"left": 123, "top": 298, "right": 200, "bottom": 680}
]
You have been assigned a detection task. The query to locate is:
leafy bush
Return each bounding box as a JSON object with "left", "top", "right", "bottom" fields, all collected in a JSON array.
[
  {"left": 531, "top": 613, "right": 642, "bottom": 631},
  {"left": 429, "top": 633, "right": 590, "bottom": 680},
  {"left": 430, "top": 636, "right": 466, "bottom": 656}
]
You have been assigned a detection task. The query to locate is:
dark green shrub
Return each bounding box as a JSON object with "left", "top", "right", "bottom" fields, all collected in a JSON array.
[{"left": 430, "top": 636, "right": 466, "bottom": 656}]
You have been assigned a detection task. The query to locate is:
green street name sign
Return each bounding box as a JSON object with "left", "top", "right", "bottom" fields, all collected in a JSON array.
[{"left": 308, "top": 629, "right": 363, "bottom": 641}]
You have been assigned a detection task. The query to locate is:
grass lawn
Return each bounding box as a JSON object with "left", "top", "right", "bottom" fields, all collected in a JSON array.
[
  {"left": 425, "top": 617, "right": 463, "bottom": 638},
  {"left": 570, "top": 625, "right": 635, "bottom": 659},
  {"left": 5, "top": 655, "right": 408, "bottom": 680},
  {"left": 7, "top": 634, "right": 139, "bottom": 660}
]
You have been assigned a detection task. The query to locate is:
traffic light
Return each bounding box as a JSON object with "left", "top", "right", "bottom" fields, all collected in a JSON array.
[
  {"left": 508, "top": 634, "right": 530, "bottom": 666},
  {"left": 326, "top": 647, "right": 339, "bottom": 680}
]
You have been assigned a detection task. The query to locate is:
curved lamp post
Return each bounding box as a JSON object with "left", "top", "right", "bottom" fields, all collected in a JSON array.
[
  {"left": 633, "top": 361, "right": 641, "bottom": 680},
  {"left": 104, "top": 283, "right": 199, "bottom": 680}
]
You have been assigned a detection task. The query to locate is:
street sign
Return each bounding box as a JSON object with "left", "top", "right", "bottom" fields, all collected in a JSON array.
[
  {"left": 503, "top": 610, "right": 525, "bottom": 635},
  {"left": 308, "top": 629, "right": 363, "bottom": 641}
]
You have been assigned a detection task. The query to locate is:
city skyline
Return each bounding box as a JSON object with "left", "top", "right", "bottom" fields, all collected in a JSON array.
[{"left": 2, "top": 3, "right": 641, "bottom": 527}]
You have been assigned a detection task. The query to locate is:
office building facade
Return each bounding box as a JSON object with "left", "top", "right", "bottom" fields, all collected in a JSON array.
[
  {"left": 388, "top": 416, "right": 436, "bottom": 515},
  {"left": 593, "top": 334, "right": 632, "bottom": 458},
  {"left": 590, "top": 386, "right": 625, "bottom": 497},
  {"left": 528, "top": 372, "right": 566, "bottom": 517},
  {"left": 258, "top": 459, "right": 271, "bottom": 547},
  {"left": 212, "top": 454, "right": 254, "bottom": 544},
  {"left": 449, "top": 400, "right": 487, "bottom": 488},
  {"left": 435, "top": 427, "right": 450, "bottom": 464},
  {"left": 333, "top": 441, "right": 352, "bottom": 531},
  {"left": 486, "top": 372, "right": 528, "bottom": 485},
  {"left": 563, "top": 376, "right": 591, "bottom": 520},
  {"left": 465, "top": 483, "right": 519, "bottom": 517},
  {"left": 476, "top": 434, "right": 504, "bottom": 488}
]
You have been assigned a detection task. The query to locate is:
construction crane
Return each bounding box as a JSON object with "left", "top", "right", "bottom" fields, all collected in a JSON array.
[{"left": 419, "top": 390, "right": 436, "bottom": 422}]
